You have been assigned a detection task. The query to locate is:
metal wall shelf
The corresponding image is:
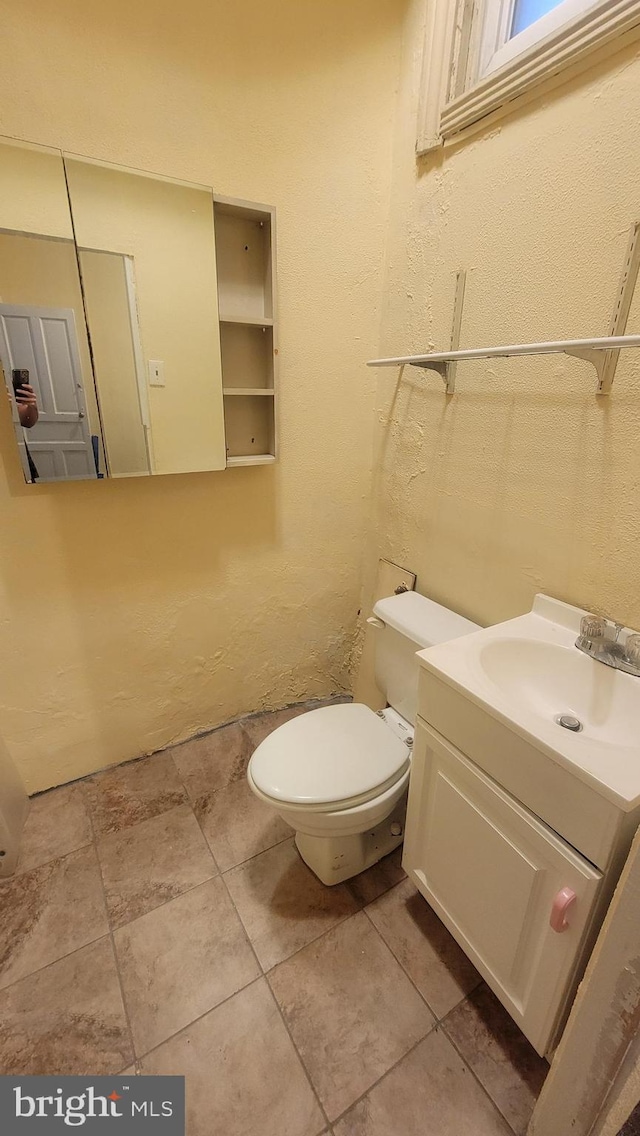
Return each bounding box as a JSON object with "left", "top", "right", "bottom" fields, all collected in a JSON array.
[
  {"left": 367, "top": 334, "right": 640, "bottom": 395},
  {"left": 368, "top": 224, "right": 640, "bottom": 395}
]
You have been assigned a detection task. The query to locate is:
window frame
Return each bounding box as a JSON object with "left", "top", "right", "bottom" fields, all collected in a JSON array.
[{"left": 417, "top": 0, "right": 640, "bottom": 154}]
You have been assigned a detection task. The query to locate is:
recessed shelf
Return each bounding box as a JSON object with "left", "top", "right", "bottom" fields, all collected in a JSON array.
[
  {"left": 227, "top": 454, "right": 275, "bottom": 466},
  {"left": 215, "top": 207, "right": 273, "bottom": 322},
  {"left": 222, "top": 391, "right": 275, "bottom": 463},
  {"left": 220, "top": 315, "right": 274, "bottom": 327},
  {"left": 223, "top": 388, "right": 275, "bottom": 396},
  {"left": 214, "top": 196, "right": 277, "bottom": 467},
  {"left": 220, "top": 321, "right": 274, "bottom": 392}
]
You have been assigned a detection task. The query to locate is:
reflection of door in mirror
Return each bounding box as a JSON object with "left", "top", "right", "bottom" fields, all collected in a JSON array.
[
  {"left": 0, "top": 139, "right": 104, "bottom": 483},
  {"left": 65, "top": 158, "right": 226, "bottom": 475},
  {"left": 0, "top": 300, "right": 96, "bottom": 481}
]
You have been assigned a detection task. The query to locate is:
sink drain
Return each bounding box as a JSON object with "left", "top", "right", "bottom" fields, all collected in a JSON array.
[{"left": 556, "top": 713, "right": 583, "bottom": 733}]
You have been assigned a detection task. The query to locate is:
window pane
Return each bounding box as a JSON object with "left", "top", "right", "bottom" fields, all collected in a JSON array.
[{"left": 510, "top": 0, "right": 564, "bottom": 37}]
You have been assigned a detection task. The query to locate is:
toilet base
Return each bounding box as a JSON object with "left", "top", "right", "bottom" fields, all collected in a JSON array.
[{"left": 294, "top": 795, "right": 407, "bottom": 886}]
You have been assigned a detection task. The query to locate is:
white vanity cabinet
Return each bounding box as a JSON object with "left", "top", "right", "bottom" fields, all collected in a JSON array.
[
  {"left": 404, "top": 721, "right": 603, "bottom": 1055},
  {"left": 402, "top": 594, "right": 640, "bottom": 1057}
]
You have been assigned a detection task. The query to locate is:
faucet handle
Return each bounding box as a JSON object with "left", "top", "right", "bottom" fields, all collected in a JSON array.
[
  {"left": 625, "top": 634, "right": 640, "bottom": 667},
  {"left": 580, "top": 615, "right": 607, "bottom": 642}
]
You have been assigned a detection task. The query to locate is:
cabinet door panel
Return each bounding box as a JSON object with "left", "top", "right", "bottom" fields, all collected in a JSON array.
[
  {"left": 427, "top": 770, "right": 542, "bottom": 977},
  {"left": 403, "top": 723, "right": 602, "bottom": 1055}
]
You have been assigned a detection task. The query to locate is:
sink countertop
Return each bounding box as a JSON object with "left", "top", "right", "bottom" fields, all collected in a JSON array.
[{"left": 417, "top": 594, "right": 640, "bottom": 811}]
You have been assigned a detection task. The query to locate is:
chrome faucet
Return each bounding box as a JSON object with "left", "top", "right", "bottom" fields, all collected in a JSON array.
[{"left": 575, "top": 614, "right": 640, "bottom": 677}]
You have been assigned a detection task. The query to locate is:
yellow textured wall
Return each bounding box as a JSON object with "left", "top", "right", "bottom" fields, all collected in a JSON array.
[
  {"left": 366, "top": 2, "right": 640, "bottom": 633},
  {"left": 0, "top": 0, "right": 405, "bottom": 792}
]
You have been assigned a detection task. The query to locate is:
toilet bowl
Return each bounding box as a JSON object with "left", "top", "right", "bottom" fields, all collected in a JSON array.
[
  {"left": 247, "top": 591, "right": 479, "bottom": 885},
  {"left": 248, "top": 703, "right": 412, "bottom": 884}
]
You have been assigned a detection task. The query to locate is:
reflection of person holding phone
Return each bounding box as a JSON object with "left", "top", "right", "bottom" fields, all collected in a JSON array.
[
  {"left": 15, "top": 383, "right": 39, "bottom": 429},
  {"left": 12, "top": 371, "right": 39, "bottom": 481}
]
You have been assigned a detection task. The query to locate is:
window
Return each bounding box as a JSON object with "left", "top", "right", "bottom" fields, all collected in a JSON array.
[
  {"left": 418, "top": 0, "right": 640, "bottom": 153},
  {"left": 479, "top": 0, "right": 595, "bottom": 77},
  {"left": 512, "top": 0, "right": 566, "bottom": 37}
]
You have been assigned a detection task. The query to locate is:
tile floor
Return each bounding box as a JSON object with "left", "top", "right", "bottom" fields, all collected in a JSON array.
[{"left": 0, "top": 698, "right": 548, "bottom": 1135}]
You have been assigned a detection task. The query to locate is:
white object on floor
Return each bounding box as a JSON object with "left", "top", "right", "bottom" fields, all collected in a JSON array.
[
  {"left": 247, "top": 591, "right": 479, "bottom": 885},
  {"left": 0, "top": 734, "right": 29, "bottom": 878}
]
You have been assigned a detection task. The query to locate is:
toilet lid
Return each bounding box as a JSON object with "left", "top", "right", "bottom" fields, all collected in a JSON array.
[{"left": 248, "top": 703, "right": 410, "bottom": 808}]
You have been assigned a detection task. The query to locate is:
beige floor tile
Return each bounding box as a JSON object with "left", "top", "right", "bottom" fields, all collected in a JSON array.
[
  {"left": 97, "top": 804, "right": 217, "bottom": 928},
  {"left": 83, "top": 752, "right": 186, "bottom": 837},
  {"left": 0, "top": 937, "right": 133, "bottom": 1074},
  {"left": 366, "top": 878, "right": 481, "bottom": 1019},
  {"left": 0, "top": 846, "right": 108, "bottom": 990},
  {"left": 225, "top": 838, "right": 358, "bottom": 970},
  {"left": 333, "top": 1028, "right": 511, "bottom": 1135},
  {"left": 197, "top": 775, "right": 292, "bottom": 872},
  {"left": 171, "top": 722, "right": 253, "bottom": 800},
  {"left": 114, "top": 877, "right": 259, "bottom": 1055},
  {"left": 142, "top": 979, "right": 324, "bottom": 1136},
  {"left": 17, "top": 784, "right": 92, "bottom": 874},
  {"left": 269, "top": 911, "right": 434, "bottom": 1120},
  {"left": 444, "top": 984, "right": 548, "bottom": 1136},
  {"left": 346, "top": 848, "right": 406, "bottom": 907}
]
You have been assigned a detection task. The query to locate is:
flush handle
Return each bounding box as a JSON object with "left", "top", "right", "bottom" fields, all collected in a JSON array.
[
  {"left": 367, "top": 616, "right": 385, "bottom": 629},
  {"left": 550, "top": 887, "right": 577, "bottom": 933}
]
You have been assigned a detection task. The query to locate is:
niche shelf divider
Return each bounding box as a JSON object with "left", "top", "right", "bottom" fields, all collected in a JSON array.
[{"left": 214, "top": 194, "right": 277, "bottom": 466}]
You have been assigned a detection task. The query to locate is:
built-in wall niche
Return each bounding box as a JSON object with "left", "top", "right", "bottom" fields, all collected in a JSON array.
[{"left": 214, "top": 196, "right": 277, "bottom": 467}]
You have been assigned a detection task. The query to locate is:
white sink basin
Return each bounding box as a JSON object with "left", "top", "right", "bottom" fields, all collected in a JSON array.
[
  {"left": 418, "top": 594, "right": 640, "bottom": 810},
  {"left": 478, "top": 637, "right": 639, "bottom": 749}
]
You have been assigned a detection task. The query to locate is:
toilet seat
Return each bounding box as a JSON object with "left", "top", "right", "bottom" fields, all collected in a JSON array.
[{"left": 248, "top": 703, "right": 410, "bottom": 812}]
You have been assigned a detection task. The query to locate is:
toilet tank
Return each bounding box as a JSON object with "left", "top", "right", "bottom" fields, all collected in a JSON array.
[{"left": 371, "top": 591, "right": 479, "bottom": 724}]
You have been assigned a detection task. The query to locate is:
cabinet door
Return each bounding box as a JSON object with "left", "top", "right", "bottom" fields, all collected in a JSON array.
[{"left": 403, "top": 722, "right": 602, "bottom": 1055}]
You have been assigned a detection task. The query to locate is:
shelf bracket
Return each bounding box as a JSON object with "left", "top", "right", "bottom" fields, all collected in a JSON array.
[
  {"left": 410, "top": 269, "right": 466, "bottom": 394},
  {"left": 563, "top": 346, "right": 605, "bottom": 386},
  {"left": 409, "top": 358, "right": 450, "bottom": 384},
  {"left": 598, "top": 220, "right": 640, "bottom": 395},
  {"left": 563, "top": 222, "right": 640, "bottom": 392},
  {"left": 447, "top": 269, "right": 466, "bottom": 395}
]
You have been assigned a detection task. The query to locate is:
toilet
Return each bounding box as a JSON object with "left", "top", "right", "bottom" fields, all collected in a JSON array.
[{"left": 247, "top": 591, "right": 479, "bottom": 885}]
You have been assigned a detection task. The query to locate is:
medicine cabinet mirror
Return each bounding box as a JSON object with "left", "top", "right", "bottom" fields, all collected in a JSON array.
[{"left": 0, "top": 137, "right": 276, "bottom": 483}]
